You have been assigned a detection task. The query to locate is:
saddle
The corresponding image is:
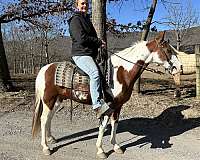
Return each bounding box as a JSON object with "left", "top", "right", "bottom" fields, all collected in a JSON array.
[
  {"left": 55, "top": 61, "right": 114, "bottom": 102},
  {"left": 55, "top": 61, "right": 89, "bottom": 92}
]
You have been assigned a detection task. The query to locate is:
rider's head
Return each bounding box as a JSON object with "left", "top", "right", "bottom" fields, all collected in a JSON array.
[{"left": 75, "top": 0, "right": 88, "bottom": 13}]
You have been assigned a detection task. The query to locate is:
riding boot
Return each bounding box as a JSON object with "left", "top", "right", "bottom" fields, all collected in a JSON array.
[
  {"left": 103, "top": 87, "right": 113, "bottom": 102},
  {"left": 101, "top": 75, "right": 114, "bottom": 107},
  {"left": 94, "top": 99, "right": 114, "bottom": 119}
]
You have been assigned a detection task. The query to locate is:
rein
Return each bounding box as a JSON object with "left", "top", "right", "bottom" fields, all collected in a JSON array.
[{"left": 108, "top": 50, "right": 165, "bottom": 75}]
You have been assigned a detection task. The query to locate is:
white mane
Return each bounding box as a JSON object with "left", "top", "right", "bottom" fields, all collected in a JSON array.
[
  {"left": 111, "top": 41, "right": 150, "bottom": 69},
  {"left": 116, "top": 41, "right": 147, "bottom": 56}
]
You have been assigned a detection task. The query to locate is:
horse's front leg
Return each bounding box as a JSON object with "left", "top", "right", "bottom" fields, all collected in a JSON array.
[
  {"left": 110, "top": 112, "right": 124, "bottom": 154},
  {"left": 96, "top": 115, "right": 110, "bottom": 159}
]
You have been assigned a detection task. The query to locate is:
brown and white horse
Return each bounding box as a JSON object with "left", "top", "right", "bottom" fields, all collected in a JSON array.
[{"left": 32, "top": 31, "right": 182, "bottom": 158}]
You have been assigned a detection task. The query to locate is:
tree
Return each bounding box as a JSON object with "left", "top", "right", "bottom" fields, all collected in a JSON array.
[
  {"left": 163, "top": 0, "right": 198, "bottom": 50},
  {"left": 92, "top": 0, "right": 107, "bottom": 76},
  {"left": 0, "top": 24, "right": 13, "bottom": 91},
  {"left": 0, "top": 0, "right": 73, "bottom": 91},
  {"left": 134, "top": 0, "right": 158, "bottom": 93}
]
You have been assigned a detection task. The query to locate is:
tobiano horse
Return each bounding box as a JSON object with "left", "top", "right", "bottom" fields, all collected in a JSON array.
[{"left": 32, "top": 31, "right": 182, "bottom": 159}]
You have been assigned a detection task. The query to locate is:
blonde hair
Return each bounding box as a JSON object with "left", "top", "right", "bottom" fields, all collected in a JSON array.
[
  {"left": 74, "top": 0, "right": 88, "bottom": 7},
  {"left": 75, "top": 0, "right": 78, "bottom": 6}
]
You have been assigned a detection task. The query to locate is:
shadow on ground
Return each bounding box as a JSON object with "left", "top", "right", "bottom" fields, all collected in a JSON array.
[
  {"left": 53, "top": 105, "right": 200, "bottom": 156},
  {"left": 141, "top": 83, "right": 196, "bottom": 98}
]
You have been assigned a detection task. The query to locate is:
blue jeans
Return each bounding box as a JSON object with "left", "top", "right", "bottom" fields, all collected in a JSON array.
[{"left": 72, "top": 56, "right": 103, "bottom": 109}]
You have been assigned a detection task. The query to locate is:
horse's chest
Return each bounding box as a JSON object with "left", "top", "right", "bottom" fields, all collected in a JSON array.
[
  {"left": 113, "top": 61, "right": 145, "bottom": 98},
  {"left": 112, "top": 66, "right": 133, "bottom": 98}
]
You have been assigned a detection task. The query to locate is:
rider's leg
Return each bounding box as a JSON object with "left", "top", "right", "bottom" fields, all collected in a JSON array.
[{"left": 72, "top": 56, "right": 113, "bottom": 118}]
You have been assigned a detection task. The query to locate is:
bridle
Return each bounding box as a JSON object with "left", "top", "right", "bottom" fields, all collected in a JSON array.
[
  {"left": 156, "top": 40, "right": 177, "bottom": 74},
  {"left": 108, "top": 40, "right": 177, "bottom": 75},
  {"left": 107, "top": 39, "right": 177, "bottom": 75}
]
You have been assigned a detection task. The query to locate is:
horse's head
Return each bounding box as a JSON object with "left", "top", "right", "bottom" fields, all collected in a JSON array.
[{"left": 146, "top": 31, "right": 182, "bottom": 75}]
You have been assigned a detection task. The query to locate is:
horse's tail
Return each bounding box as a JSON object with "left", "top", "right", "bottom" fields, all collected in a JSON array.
[{"left": 32, "top": 87, "right": 43, "bottom": 139}]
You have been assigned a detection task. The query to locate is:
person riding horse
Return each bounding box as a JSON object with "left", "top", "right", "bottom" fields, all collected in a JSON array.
[{"left": 68, "top": 0, "right": 114, "bottom": 118}]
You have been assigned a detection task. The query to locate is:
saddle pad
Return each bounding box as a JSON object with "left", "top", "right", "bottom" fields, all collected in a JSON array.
[{"left": 55, "top": 62, "right": 89, "bottom": 89}]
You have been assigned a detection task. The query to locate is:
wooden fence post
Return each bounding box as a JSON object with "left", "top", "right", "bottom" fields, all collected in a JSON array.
[{"left": 195, "top": 44, "right": 200, "bottom": 99}]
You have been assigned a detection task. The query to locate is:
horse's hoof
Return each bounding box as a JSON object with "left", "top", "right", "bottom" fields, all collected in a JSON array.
[
  {"left": 48, "top": 137, "right": 57, "bottom": 144},
  {"left": 97, "top": 152, "right": 107, "bottom": 159},
  {"left": 43, "top": 149, "right": 51, "bottom": 155},
  {"left": 114, "top": 148, "right": 124, "bottom": 154}
]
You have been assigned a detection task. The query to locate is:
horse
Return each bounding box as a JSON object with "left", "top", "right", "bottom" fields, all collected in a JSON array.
[
  {"left": 168, "top": 45, "right": 196, "bottom": 98},
  {"left": 32, "top": 31, "right": 182, "bottom": 159},
  {"left": 170, "top": 45, "right": 196, "bottom": 75}
]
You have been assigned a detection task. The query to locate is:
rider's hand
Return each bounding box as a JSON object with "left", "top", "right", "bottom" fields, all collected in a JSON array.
[{"left": 101, "top": 40, "right": 106, "bottom": 48}]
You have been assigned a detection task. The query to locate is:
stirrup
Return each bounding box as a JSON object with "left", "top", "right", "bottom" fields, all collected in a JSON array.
[{"left": 95, "top": 101, "right": 114, "bottom": 119}]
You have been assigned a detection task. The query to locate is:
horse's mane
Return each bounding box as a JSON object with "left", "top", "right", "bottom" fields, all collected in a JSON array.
[{"left": 115, "top": 41, "right": 147, "bottom": 56}]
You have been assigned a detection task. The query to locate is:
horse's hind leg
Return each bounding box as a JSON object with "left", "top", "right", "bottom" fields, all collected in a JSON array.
[
  {"left": 46, "top": 97, "right": 62, "bottom": 144},
  {"left": 40, "top": 101, "right": 52, "bottom": 155},
  {"left": 96, "top": 115, "right": 110, "bottom": 159},
  {"left": 40, "top": 97, "right": 59, "bottom": 155},
  {"left": 110, "top": 115, "right": 124, "bottom": 154}
]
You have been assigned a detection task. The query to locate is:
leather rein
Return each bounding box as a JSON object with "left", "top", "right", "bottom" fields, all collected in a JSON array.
[{"left": 108, "top": 50, "right": 165, "bottom": 75}]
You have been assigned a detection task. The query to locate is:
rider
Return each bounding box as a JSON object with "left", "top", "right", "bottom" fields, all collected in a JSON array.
[{"left": 68, "top": 0, "right": 114, "bottom": 118}]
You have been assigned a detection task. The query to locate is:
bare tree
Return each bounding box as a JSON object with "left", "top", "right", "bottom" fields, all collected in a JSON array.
[
  {"left": 0, "top": 0, "right": 73, "bottom": 91},
  {"left": 162, "top": 0, "right": 198, "bottom": 50},
  {"left": 134, "top": 0, "right": 158, "bottom": 93}
]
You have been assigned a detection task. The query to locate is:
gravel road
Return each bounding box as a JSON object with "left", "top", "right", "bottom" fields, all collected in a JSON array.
[{"left": 1, "top": 87, "right": 200, "bottom": 160}]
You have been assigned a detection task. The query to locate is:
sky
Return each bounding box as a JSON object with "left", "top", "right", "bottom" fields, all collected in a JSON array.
[
  {"left": 1, "top": 0, "right": 200, "bottom": 33},
  {"left": 107, "top": 0, "right": 200, "bottom": 31}
]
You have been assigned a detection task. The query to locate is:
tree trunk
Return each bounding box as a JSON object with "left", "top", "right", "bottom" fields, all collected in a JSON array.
[
  {"left": 176, "top": 31, "right": 181, "bottom": 51},
  {"left": 134, "top": 0, "right": 157, "bottom": 93},
  {"left": 44, "top": 30, "right": 49, "bottom": 64},
  {"left": 92, "top": 0, "right": 108, "bottom": 76},
  {"left": 0, "top": 23, "right": 14, "bottom": 91},
  {"left": 92, "top": 0, "right": 106, "bottom": 40},
  {"left": 92, "top": 0, "right": 113, "bottom": 101}
]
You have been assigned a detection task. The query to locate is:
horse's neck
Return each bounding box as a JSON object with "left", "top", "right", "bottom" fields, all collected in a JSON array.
[
  {"left": 111, "top": 41, "right": 150, "bottom": 69},
  {"left": 111, "top": 41, "right": 150, "bottom": 98}
]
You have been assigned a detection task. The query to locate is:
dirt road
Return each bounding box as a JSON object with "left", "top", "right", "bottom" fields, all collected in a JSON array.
[
  {"left": 1, "top": 89, "right": 200, "bottom": 160},
  {"left": 1, "top": 107, "right": 200, "bottom": 159}
]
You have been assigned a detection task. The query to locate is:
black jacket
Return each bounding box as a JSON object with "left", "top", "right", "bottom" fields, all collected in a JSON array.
[{"left": 68, "top": 12, "right": 102, "bottom": 59}]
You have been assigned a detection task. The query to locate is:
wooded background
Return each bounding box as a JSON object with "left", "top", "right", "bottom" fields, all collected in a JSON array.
[{"left": 0, "top": 0, "right": 199, "bottom": 91}]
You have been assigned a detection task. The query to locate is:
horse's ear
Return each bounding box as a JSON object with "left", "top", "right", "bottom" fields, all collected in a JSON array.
[{"left": 155, "top": 31, "right": 165, "bottom": 43}]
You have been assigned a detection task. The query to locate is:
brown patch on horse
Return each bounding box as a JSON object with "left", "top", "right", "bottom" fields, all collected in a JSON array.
[
  {"left": 112, "top": 60, "right": 147, "bottom": 120},
  {"left": 147, "top": 40, "right": 165, "bottom": 59},
  {"left": 43, "top": 64, "right": 58, "bottom": 110},
  {"left": 117, "top": 66, "right": 131, "bottom": 86},
  {"left": 112, "top": 61, "right": 145, "bottom": 120},
  {"left": 146, "top": 31, "right": 164, "bottom": 52},
  {"left": 146, "top": 40, "right": 157, "bottom": 52},
  {"left": 146, "top": 31, "right": 172, "bottom": 62},
  {"left": 115, "top": 60, "right": 145, "bottom": 104},
  {"left": 43, "top": 64, "right": 70, "bottom": 109}
]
